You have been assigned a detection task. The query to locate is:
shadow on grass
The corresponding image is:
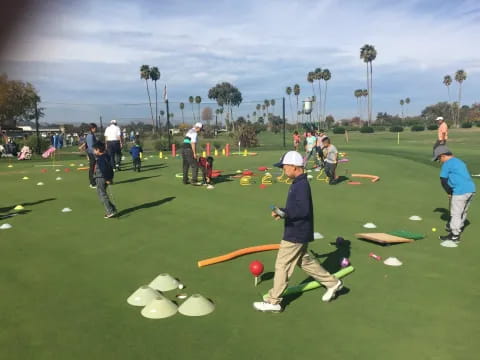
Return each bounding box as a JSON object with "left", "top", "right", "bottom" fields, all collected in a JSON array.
[
  {"left": 281, "top": 240, "right": 352, "bottom": 310},
  {"left": 0, "top": 210, "right": 32, "bottom": 219},
  {"left": 0, "top": 198, "right": 56, "bottom": 213},
  {"left": 114, "top": 175, "right": 161, "bottom": 185},
  {"left": 116, "top": 197, "right": 175, "bottom": 218}
]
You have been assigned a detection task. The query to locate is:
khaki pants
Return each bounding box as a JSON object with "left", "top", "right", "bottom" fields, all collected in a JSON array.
[
  {"left": 450, "top": 193, "right": 474, "bottom": 235},
  {"left": 266, "top": 240, "right": 338, "bottom": 305}
]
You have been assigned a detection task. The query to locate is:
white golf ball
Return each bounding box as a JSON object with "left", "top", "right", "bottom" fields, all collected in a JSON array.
[{"left": 178, "top": 283, "right": 184, "bottom": 289}]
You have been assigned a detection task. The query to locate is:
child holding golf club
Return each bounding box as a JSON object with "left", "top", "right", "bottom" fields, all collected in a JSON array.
[
  {"left": 129, "top": 140, "right": 143, "bottom": 172},
  {"left": 93, "top": 141, "right": 116, "bottom": 219},
  {"left": 433, "top": 145, "right": 475, "bottom": 243},
  {"left": 253, "top": 151, "right": 343, "bottom": 312}
]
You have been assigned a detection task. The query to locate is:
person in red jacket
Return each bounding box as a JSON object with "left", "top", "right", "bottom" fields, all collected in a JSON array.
[{"left": 197, "top": 156, "right": 214, "bottom": 184}]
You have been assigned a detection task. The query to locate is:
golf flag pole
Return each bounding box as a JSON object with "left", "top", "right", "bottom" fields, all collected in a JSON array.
[
  {"left": 255, "top": 276, "right": 259, "bottom": 287},
  {"left": 397, "top": 132, "right": 400, "bottom": 145}
]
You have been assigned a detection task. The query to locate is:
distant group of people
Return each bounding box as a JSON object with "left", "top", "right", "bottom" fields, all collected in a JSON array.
[
  {"left": 293, "top": 130, "right": 339, "bottom": 185},
  {"left": 79, "top": 120, "right": 144, "bottom": 219}
]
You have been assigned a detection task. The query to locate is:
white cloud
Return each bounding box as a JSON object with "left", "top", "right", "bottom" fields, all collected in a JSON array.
[{"left": 1, "top": 0, "right": 479, "bottom": 122}]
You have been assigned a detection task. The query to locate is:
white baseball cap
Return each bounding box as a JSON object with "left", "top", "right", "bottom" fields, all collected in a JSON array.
[
  {"left": 110, "top": 119, "right": 117, "bottom": 124},
  {"left": 194, "top": 122, "right": 203, "bottom": 129},
  {"left": 274, "top": 151, "right": 304, "bottom": 168},
  {"left": 435, "top": 116, "right": 444, "bottom": 121}
]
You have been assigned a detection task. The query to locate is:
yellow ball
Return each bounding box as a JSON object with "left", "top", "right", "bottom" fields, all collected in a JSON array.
[{"left": 432, "top": 227, "right": 437, "bottom": 232}]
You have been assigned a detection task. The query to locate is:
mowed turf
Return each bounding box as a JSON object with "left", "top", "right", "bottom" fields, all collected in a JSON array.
[{"left": 1, "top": 129, "right": 480, "bottom": 360}]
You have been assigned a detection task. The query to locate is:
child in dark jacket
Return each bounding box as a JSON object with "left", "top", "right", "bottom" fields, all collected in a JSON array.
[
  {"left": 129, "top": 141, "right": 143, "bottom": 172},
  {"left": 253, "top": 151, "right": 342, "bottom": 312},
  {"left": 93, "top": 141, "right": 116, "bottom": 218}
]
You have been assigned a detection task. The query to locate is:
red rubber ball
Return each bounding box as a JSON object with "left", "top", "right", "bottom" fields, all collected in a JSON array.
[{"left": 249, "top": 260, "right": 264, "bottom": 276}]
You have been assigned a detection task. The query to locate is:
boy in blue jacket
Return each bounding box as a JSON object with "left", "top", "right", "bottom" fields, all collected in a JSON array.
[
  {"left": 253, "top": 151, "right": 342, "bottom": 312},
  {"left": 93, "top": 142, "right": 116, "bottom": 218},
  {"left": 129, "top": 141, "right": 143, "bottom": 172}
]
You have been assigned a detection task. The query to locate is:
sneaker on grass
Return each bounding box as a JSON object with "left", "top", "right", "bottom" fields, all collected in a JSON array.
[
  {"left": 253, "top": 301, "right": 282, "bottom": 312},
  {"left": 89, "top": 185, "right": 96, "bottom": 189},
  {"left": 439, "top": 233, "right": 460, "bottom": 242},
  {"left": 104, "top": 212, "right": 116, "bottom": 219},
  {"left": 322, "top": 280, "right": 343, "bottom": 302}
]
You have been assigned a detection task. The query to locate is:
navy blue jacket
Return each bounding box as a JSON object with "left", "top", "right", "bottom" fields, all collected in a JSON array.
[
  {"left": 95, "top": 153, "right": 114, "bottom": 182},
  {"left": 129, "top": 145, "right": 143, "bottom": 159},
  {"left": 281, "top": 173, "right": 314, "bottom": 243}
]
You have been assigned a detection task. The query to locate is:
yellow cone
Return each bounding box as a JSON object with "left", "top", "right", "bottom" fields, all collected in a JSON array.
[
  {"left": 202, "top": 151, "right": 206, "bottom": 158},
  {"left": 214, "top": 149, "right": 218, "bottom": 157},
  {"left": 222, "top": 149, "right": 226, "bottom": 156},
  {"left": 14, "top": 205, "right": 24, "bottom": 211},
  {"left": 159, "top": 151, "right": 163, "bottom": 159}
]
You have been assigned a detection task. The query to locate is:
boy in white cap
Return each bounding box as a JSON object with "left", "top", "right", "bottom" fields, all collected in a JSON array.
[
  {"left": 182, "top": 122, "right": 203, "bottom": 185},
  {"left": 253, "top": 151, "right": 343, "bottom": 312}
]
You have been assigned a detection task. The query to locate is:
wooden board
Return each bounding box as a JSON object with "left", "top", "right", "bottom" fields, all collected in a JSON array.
[{"left": 355, "top": 232, "right": 414, "bottom": 244}]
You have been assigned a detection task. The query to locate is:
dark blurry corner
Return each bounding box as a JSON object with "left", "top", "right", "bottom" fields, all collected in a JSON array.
[{"left": 0, "top": 0, "right": 37, "bottom": 59}]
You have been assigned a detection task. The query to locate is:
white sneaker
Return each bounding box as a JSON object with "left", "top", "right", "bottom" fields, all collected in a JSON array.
[
  {"left": 322, "top": 280, "right": 343, "bottom": 302},
  {"left": 253, "top": 301, "right": 282, "bottom": 312}
]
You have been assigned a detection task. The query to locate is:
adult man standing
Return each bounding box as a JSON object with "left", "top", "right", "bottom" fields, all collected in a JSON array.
[
  {"left": 78, "top": 123, "right": 97, "bottom": 188},
  {"left": 433, "top": 145, "right": 475, "bottom": 243},
  {"left": 104, "top": 119, "right": 122, "bottom": 171},
  {"left": 434, "top": 116, "right": 448, "bottom": 150},
  {"left": 182, "top": 122, "right": 203, "bottom": 185}
]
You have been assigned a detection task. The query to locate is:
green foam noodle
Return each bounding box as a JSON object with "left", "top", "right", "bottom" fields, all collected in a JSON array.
[
  {"left": 387, "top": 230, "right": 424, "bottom": 240},
  {"left": 263, "top": 266, "right": 354, "bottom": 299}
]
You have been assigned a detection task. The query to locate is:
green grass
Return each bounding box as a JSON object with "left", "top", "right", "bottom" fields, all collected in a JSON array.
[{"left": 1, "top": 129, "right": 480, "bottom": 360}]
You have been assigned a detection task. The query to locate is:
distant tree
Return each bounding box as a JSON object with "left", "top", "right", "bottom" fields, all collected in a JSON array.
[
  {"left": 270, "top": 99, "right": 276, "bottom": 115},
  {"left": 325, "top": 115, "right": 335, "bottom": 129},
  {"left": 140, "top": 65, "right": 155, "bottom": 130},
  {"left": 360, "top": 44, "right": 377, "bottom": 125},
  {"left": 443, "top": 75, "right": 452, "bottom": 103},
  {"left": 455, "top": 69, "right": 467, "bottom": 127},
  {"left": 362, "top": 89, "right": 368, "bottom": 121},
  {"left": 195, "top": 96, "right": 202, "bottom": 121},
  {"left": 188, "top": 96, "right": 195, "bottom": 121},
  {"left": 201, "top": 106, "right": 213, "bottom": 128},
  {"left": 405, "top": 97, "right": 410, "bottom": 117},
  {"left": 307, "top": 71, "right": 317, "bottom": 121},
  {"left": 286, "top": 86, "right": 293, "bottom": 123},
  {"left": 421, "top": 102, "right": 455, "bottom": 124},
  {"left": 149, "top": 66, "right": 160, "bottom": 130},
  {"left": 293, "top": 84, "right": 300, "bottom": 128},
  {"left": 207, "top": 82, "right": 243, "bottom": 132},
  {"left": 354, "top": 89, "right": 362, "bottom": 119},
  {"left": 321, "top": 69, "right": 331, "bottom": 125},
  {"left": 0, "top": 74, "right": 43, "bottom": 129},
  {"left": 400, "top": 99, "right": 405, "bottom": 119},
  {"left": 314, "top": 68, "right": 323, "bottom": 124},
  {"left": 179, "top": 102, "right": 185, "bottom": 124}
]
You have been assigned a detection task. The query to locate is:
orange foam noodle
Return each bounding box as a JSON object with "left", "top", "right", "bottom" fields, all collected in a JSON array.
[
  {"left": 351, "top": 173, "right": 380, "bottom": 182},
  {"left": 198, "top": 244, "right": 280, "bottom": 268}
]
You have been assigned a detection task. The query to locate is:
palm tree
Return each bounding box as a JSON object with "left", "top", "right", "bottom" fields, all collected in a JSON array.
[
  {"left": 270, "top": 99, "right": 276, "bottom": 115},
  {"left": 264, "top": 99, "right": 271, "bottom": 130},
  {"left": 321, "top": 69, "right": 331, "bottom": 124},
  {"left": 314, "top": 68, "right": 323, "bottom": 125},
  {"left": 400, "top": 99, "right": 405, "bottom": 119},
  {"left": 455, "top": 69, "right": 467, "bottom": 127},
  {"left": 140, "top": 65, "right": 155, "bottom": 130},
  {"left": 307, "top": 71, "right": 317, "bottom": 121},
  {"left": 286, "top": 86, "right": 293, "bottom": 123},
  {"left": 188, "top": 96, "right": 195, "bottom": 121},
  {"left": 219, "top": 107, "right": 224, "bottom": 126},
  {"left": 293, "top": 84, "right": 300, "bottom": 128},
  {"left": 149, "top": 66, "right": 160, "bottom": 131},
  {"left": 443, "top": 75, "right": 452, "bottom": 102},
  {"left": 179, "top": 102, "right": 185, "bottom": 124},
  {"left": 195, "top": 96, "right": 202, "bottom": 121},
  {"left": 252, "top": 111, "right": 257, "bottom": 122},
  {"left": 362, "top": 89, "right": 368, "bottom": 123},
  {"left": 360, "top": 44, "right": 377, "bottom": 125},
  {"left": 405, "top": 97, "right": 410, "bottom": 117},
  {"left": 354, "top": 89, "right": 362, "bottom": 119}
]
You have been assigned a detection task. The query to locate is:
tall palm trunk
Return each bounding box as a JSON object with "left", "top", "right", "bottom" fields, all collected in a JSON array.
[
  {"left": 323, "top": 82, "right": 328, "bottom": 125},
  {"left": 295, "top": 96, "right": 299, "bottom": 128},
  {"left": 311, "top": 83, "right": 317, "bottom": 123},
  {"left": 181, "top": 109, "right": 185, "bottom": 124},
  {"left": 288, "top": 95, "right": 294, "bottom": 126},
  {"left": 365, "top": 63, "right": 370, "bottom": 125},
  {"left": 457, "top": 84, "right": 463, "bottom": 127},
  {"left": 145, "top": 80, "right": 155, "bottom": 131},
  {"left": 317, "top": 81, "right": 322, "bottom": 127},
  {"left": 369, "top": 61, "right": 373, "bottom": 125},
  {"left": 154, "top": 80, "right": 158, "bottom": 132},
  {"left": 191, "top": 104, "right": 196, "bottom": 121}
]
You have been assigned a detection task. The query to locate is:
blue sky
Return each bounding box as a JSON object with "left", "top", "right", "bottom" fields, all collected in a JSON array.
[{"left": 1, "top": 0, "right": 479, "bottom": 125}]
